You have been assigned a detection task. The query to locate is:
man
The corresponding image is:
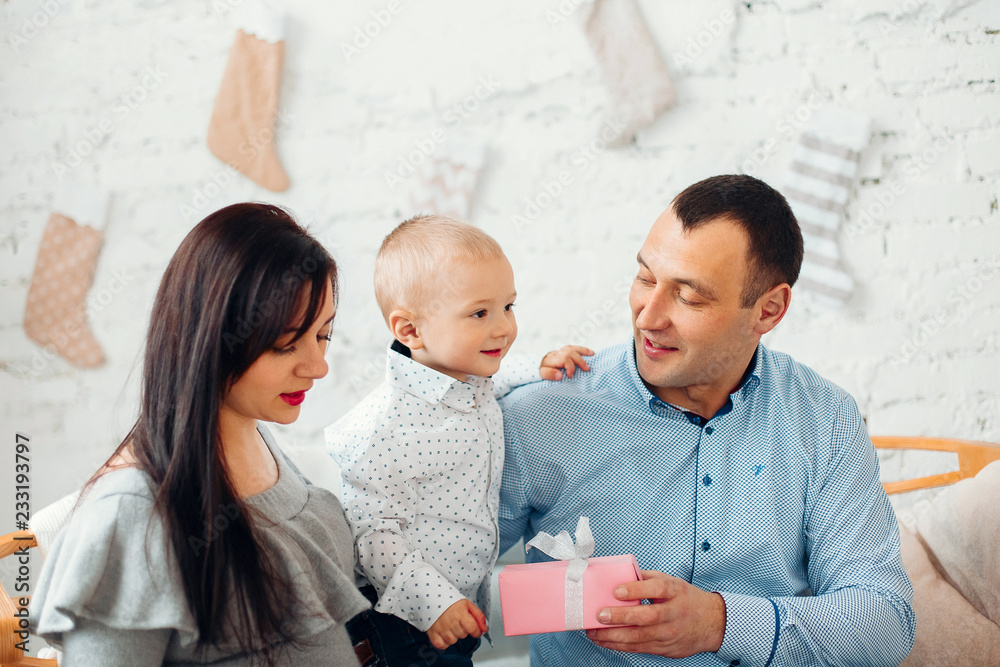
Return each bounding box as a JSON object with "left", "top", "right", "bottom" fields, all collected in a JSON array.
[{"left": 498, "top": 175, "right": 915, "bottom": 667}]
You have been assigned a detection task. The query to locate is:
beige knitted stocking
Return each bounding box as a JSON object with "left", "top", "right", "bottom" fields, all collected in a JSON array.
[
  {"left": 581, "top": 0, "right": 677, "bottom": 147},
  {"left": 409, "top": 141, "right": 486, "bottom": 220},
  {"left": 23, "top": 185, "right": 109, "bottom": 369},
  {"left": 207, "top": 2, "right": 289, "bottom": 192}
]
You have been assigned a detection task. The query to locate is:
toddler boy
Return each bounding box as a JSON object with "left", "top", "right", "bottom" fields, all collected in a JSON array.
[{"left": 327, "top": 215, "right": 589, "bottom": 666}]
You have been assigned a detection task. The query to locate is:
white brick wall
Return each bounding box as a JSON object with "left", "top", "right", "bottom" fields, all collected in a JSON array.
[{"left": 1, "top": 0, "right": 998, "bottom": 536}]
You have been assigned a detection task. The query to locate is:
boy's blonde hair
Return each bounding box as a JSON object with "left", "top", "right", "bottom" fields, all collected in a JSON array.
[{"left": 374, "top": 214, "right": 505, "bottom": 324}]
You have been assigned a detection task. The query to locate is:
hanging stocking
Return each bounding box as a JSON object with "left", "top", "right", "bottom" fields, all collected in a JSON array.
[
  {"left": 23, "top": 182, "right": 109, "bottom": 368},
  {"left": 207, "top": 0, "right": 290, "bottom": 192},
  {"left": 783, "top": 106, "right": 871, "bottom": 307},
  {"left": 580, "top": 0, "right": 677, "bottom": 147},
  {"left": 408, "top": 140, "right": 486, "bottom": 221}
]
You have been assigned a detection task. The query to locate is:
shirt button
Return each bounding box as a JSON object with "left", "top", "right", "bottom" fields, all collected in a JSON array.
[
  {"left": 730, "top": 661, "right": 740, "bottom": 666},
  {"left": 408, "top": 612, "right": 416, "bottom": 621},
  {"left": 704, "top": 426, "right": 714, "bottom": 435},
  {"left": 703, "top": 475, "right": 712, "bottom": 486},
  {"left": 701, "top": 541, "right": 710, "bottom": 552}
]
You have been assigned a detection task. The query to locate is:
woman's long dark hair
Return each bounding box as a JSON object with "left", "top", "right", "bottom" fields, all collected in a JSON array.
[{"left": 93, "top": 203, "right": 337, "bottom": 662}]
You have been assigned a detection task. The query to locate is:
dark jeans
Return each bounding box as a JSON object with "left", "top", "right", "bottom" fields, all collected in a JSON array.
[{"left": 347, "top": 586, "right": 481, "bottom": 667}]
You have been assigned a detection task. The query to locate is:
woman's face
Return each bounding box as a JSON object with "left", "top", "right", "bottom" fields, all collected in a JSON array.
[{"left": 221, "top": 283, "right": 335, "bottom": 426}]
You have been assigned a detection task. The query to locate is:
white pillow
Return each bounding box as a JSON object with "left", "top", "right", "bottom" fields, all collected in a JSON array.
[
  {"left": 898, "top": 522, "right": 1000, "bottom": 666},
  {"left": 913, "top": 460, "right": 1000, "bottom": 622}
]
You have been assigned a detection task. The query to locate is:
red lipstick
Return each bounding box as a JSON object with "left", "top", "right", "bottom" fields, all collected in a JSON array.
[{"left": 280, "top": 391, "right": 306, "bottom": 406}]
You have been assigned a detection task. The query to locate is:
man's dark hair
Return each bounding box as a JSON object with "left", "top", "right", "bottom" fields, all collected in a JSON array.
[{"left": 672, "top": 174, "right": 803, "bottom": 308}]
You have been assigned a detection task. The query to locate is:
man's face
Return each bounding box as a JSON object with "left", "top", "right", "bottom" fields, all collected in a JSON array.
[{"left": 629, "top": 207, "right": 760, "bottom": 401}]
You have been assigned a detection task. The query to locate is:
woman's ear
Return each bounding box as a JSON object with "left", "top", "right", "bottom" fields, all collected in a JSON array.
[{"left": 389, "top": 309, "right": 423, "bottom": 350}]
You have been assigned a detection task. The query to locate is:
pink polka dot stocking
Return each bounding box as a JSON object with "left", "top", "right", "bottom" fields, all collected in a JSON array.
[{"left": 23, "top": 212, "right": 106, "bottom": 368}]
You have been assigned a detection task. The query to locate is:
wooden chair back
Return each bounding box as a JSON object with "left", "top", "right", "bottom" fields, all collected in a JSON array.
[
  {"left": 873, "top": 436, "right": 1000, "bottom": 494},
  {"left": 0, "top": 530, "right": 56, "bottom": 666}
]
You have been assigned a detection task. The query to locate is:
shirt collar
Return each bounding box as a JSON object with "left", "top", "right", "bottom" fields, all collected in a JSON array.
[
  {"left": 625, "top": 338, "right": 763, "bottom": 418},
  {"left": 385, "top": 340, "right": 480, "bottom": 413},
  {"left": 625, "top": 342, "right": 660, "bottom": 410},
  {"left": 733, "top": 345, "right": 762, "bottom": 397}
]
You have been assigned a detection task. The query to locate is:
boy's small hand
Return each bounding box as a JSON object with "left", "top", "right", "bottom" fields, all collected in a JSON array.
[
  {"left": 540, "top": 345, "right": 595, "bottom": 381},
  {"left": 426, "top": 599, "right": 488, "bottom": 650}
]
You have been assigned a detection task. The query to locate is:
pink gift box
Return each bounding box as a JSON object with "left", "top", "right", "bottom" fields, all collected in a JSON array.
[{"left": 498, "top": 554, "right": 643, "bottom": 636}]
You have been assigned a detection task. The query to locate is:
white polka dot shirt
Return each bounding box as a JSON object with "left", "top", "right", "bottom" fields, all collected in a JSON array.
[
  {"left": 499, "top": 341, "right": 916, "bottom": 667},
  {"left": 327, "top": 341, "right": 537, "bottom": 631}
]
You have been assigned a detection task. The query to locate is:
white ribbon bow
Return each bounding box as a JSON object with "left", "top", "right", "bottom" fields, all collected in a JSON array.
[{"left": 526, "top": 516, "right": 595, "bottom": 630}]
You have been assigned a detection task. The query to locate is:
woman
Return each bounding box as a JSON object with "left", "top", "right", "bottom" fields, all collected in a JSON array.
[{"left": 29, "top": 203, "right": 369, "bottom": 666}]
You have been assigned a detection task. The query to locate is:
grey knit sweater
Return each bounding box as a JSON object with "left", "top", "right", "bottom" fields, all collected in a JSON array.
[{"left": 29, "top": 425, "right": 369, "bottom": 666}]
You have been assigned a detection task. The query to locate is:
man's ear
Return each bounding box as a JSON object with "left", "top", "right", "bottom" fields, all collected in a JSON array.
[
  {"left": 389, "top": 309, "right": 423, "bottom": 350},
  {"left": 753, "top": 284, "right": 791, "bottom": 336}
]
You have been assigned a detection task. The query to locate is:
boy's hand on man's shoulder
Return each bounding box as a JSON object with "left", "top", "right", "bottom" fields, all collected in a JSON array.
[
  {"left": 540, "top": 345, "right": 595, "bottom": 381},
  {"left": 426, "top": 598, "right": 488, "bottom": 650}
]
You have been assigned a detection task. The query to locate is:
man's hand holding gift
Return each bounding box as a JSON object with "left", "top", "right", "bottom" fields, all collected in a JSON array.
[{"left": 587, "top": 570, "right": 726, "bottom": 658}]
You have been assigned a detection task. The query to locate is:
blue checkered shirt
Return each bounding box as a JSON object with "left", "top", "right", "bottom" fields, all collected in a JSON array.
[{"left": 498, "top": 341, "right": 915, "bottom": 667}]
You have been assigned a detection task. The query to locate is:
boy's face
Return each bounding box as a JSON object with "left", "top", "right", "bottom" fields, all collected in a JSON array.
[{"left": 410, "top": 255, "right": 517, "bottom": 382}]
